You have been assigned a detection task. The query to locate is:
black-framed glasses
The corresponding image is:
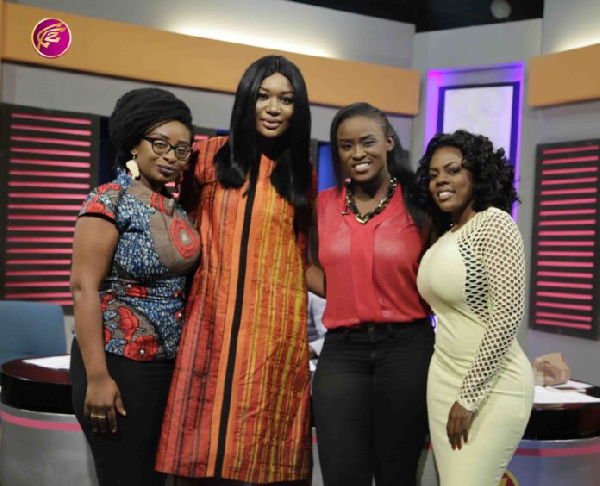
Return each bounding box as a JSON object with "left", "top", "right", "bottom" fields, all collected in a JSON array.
[{"left": 142, "top": 137, "right": 192, "bottom": 161}]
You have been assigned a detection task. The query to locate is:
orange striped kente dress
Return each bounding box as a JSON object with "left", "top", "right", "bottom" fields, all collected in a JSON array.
[{"left": 157, "top": 137, "right": 312, "bottom": 483}]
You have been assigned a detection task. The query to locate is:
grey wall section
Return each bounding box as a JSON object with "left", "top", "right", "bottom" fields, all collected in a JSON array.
[
  {"left": 1, "top": 63, "right": 235, "bottom": 131},
  {"left": 411, "top": 20, "right": 542, "bottom": 73},
  {"left": 535, "top": 100, "right": 600, "bottom": 144},
  {"left": 410, "top": 19, "right": 543, "bottom": 350},
  {"left": 542, "top": 0, "right": 600, "bottom": 53},
  {"left": 1, "top": 63, "right": 412, "bottom": 143},
  {"left": 14, "top": 0, "right": 415, "bottom": 68}
]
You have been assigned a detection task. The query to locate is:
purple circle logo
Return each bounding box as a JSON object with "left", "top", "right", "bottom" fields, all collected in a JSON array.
[{"left": 31, "top": 18, "right": 72, "bottom": 58}]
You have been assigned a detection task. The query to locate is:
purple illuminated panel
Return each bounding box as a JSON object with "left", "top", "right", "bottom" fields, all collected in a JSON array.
[
  {"left": 424, "top": 64, "right": 524, "bottom": 219},
  {"left": 529, "top": 139, "right": 600, "bottom": 340}
]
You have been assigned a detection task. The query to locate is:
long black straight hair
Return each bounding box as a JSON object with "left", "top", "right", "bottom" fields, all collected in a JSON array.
[
  {"left": 329, "top": 102, "right": 425, "bottom": 230},
  {"left": 214, "top": 55, "right": 312, "bottom": 208}
]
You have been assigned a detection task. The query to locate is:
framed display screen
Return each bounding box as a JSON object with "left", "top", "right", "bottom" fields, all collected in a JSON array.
[{"left": 437, "top": 82, "right": 520, "bottom": 165}]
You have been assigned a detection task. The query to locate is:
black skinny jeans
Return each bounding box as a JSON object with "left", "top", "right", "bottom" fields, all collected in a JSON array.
[
  {"left": 70, "top": 339, "right": 174, "bottom": 486},
  {"left": 312, "top": 320, "right": 434, "bottom": 486}
]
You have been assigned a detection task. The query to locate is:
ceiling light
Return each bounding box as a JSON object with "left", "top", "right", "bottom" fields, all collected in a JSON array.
[
  {"left": 174, "top": 26, "right": 336, "bottom": 59},
  {"left": 490, "top": 0, "right": 512, "bottom": 19}
]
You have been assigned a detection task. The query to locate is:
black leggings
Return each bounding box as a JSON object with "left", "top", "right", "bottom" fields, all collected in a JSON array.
[
  {"left": 312, "top": 320, "right": 434, "bottom": 486},
  {"left": 70, "top": 339, "right": 174, "bottom": 486}
]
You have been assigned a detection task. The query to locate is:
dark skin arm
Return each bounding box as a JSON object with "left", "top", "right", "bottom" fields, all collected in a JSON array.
[
  {"left": 306, "top": 200, "right": 325, "bottom": 297},
  {"left": 70, "top": 217, "right": 126, "bottom": 434},
  {"left": 306, "top": 265, "right": 325, "bottom": 298}
]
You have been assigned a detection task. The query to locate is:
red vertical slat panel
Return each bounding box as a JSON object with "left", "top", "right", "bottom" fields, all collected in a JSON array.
[
  {"left": 0, "top": 105, "right": 100, "bottom": 311},
  {"left": 529, "top": 140, "right": 600, "bottom": 339}
]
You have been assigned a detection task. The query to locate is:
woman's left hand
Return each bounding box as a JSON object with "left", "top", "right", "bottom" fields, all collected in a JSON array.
[{"left": 446, "top": 401, "right": 473, "bottom": 450}]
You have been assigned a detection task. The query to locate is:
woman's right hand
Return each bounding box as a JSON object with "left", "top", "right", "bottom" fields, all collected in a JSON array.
[{"left": 84, "top": 374, "right": 127, "bottom": 434}]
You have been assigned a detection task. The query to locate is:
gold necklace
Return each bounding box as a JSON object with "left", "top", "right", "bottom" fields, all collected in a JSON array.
[{"left": 345, "top": 178, "right": 398, "bottom": 224}]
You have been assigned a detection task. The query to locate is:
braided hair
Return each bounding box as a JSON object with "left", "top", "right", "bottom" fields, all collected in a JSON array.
[{"left": 109, "top": 87, "right": 194, "bottom": 168}]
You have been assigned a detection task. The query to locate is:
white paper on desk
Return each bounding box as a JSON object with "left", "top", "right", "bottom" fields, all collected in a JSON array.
[
  {"left": 23, "top": 355, "right": 70, "bottom": 370},
  {"left": 551, "top": 380, "right": 593, "bottom": 390},
  {"left": 534, "top": 386, "right": 600, "bottom": 405}
]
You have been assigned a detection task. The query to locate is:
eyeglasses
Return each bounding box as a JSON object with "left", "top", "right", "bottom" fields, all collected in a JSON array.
[{"left": 142, "top": 137, "right": 193, "bottom": 161}]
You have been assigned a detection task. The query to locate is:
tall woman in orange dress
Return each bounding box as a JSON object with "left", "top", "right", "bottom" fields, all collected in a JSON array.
[{"left": 157, "top": 56, "right": 315, "bottom": 485}]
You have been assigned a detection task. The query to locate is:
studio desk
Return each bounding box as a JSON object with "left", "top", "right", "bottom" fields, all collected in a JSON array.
[
  {"left": 2, "top": 357, "right": 600, "bottom": 486},
  {"left": 0, "top": 357, "right": 97, "bottom": 486}
]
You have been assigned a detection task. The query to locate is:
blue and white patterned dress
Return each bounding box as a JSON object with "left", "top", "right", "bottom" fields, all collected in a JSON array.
[{"left": 79, "top": 170, "right": 201, "bottom": 361}]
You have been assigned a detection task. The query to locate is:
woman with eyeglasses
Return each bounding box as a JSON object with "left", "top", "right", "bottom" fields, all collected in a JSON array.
[
  {"left": 69, "top": 87, "right": 201, "bottom": 486},
  {"left": 157, "top": 55, "right": 315, "bottom": 485}
]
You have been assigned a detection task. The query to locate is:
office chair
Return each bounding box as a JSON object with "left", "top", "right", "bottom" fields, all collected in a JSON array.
[{"left": 0, "top": 300, "right": 67, "bottom": 367}]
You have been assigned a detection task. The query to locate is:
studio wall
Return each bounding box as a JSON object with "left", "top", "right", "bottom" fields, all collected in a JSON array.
[
  {"left": 410, "top": 19, "right": 543, "bottom": 350},
  {"left": 527, "top": 0, "right": 600, "bottom": 382},
  {"left": 0, "top": 64, "right": 414, "bottom": 148},
  {"left": 13, "top": 0, "right": 415, "bottom": 68},
  {"left": 410, "top": 0, "right": 600, "bottom": 382},
  {"left": 2, "top": 0, "right": 600, "bottom": 381},
  {"left": 1, "top": 0, "right": 417, "bottom": 143},
  {"left": 542, "top": 0, "right": 600, "bottom": 53}
]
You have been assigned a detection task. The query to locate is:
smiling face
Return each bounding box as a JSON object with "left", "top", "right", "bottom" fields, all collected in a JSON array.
[
  {"left": 131, "top": 120, "right": 192, "bottom": 192},
  {"left": 255, "top": 72, "right": 294, "bottom": 138},
  {"left": 428, "top": 145, "right": 476, "bottom": 226},
  {"left": 336, "top": 116, "right": 393, "bottom": 187}
]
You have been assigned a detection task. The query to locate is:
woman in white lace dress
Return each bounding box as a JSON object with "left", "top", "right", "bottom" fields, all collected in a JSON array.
[{"left": 415, "top": 130, "right": 534, "bottom": 486}]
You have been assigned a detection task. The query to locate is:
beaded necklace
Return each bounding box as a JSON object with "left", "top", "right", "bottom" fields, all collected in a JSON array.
[{"left": 344, "top": 177, "right": 398, "bottom": 224}]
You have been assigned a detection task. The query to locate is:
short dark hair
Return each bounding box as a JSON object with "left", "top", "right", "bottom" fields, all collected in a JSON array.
[
  {"left": 214, "top": 55, "right": 312, "bottom": 208},
  {"left": 329, "top": 102, "right": 424, "bottom": 230},
  {"left": 109, "top": 87, "right": 194, "bottom": 168},
  {"left": 416, "top": 129, "right": 519, "bottom": 235}
]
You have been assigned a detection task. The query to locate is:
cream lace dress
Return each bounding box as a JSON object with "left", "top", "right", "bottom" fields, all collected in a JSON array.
[{"left": 417, "top": 207, "right": 534, "bottom": 486}]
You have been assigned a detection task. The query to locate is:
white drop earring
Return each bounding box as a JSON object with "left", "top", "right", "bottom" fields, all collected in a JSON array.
[{"left": 125, "top": 154, "right": 140, "bottom": 180}]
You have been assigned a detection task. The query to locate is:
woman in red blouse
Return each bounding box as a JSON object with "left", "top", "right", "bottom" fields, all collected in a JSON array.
[{"left": 310, "top": 102, "right": 433, "bottom": 486}]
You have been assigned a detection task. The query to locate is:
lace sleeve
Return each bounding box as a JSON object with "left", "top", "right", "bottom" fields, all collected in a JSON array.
[{"left": 457, "top": 209, "right": 526, "bottom": 412}]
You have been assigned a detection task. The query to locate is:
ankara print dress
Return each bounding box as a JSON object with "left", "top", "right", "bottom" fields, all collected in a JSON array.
[
  {"left": 79, "top": 169, "right": 201, "bottom": 360},
  {"left": 157, "top": 137, "right": 313, "bottom": 483},
  {"left": 417, "top": 207, "right": 534, "bottom": 486}
]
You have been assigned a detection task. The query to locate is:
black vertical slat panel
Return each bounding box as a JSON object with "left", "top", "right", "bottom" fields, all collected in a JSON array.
[
  {"left": 529, "top": 139, "right": 600, "bottom": 340},
  {"left": 0, "top": 104, "right": 100, "bottom": 312}
]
